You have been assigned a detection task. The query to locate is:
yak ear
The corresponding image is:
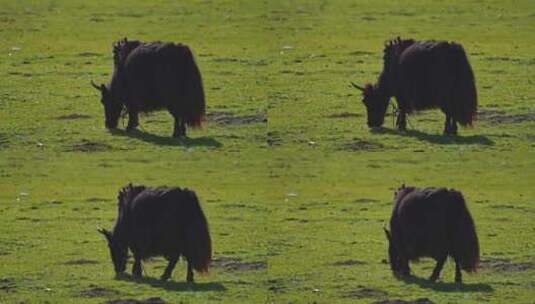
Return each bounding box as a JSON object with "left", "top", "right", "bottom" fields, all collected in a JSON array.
[{"left": 97, "top": 227, "right": 112, "bottom": 242}]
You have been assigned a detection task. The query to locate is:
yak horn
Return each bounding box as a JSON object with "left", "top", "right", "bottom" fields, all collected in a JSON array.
[
  {"left": 350, "top": 82, "right": 365, "bottom": 91},
  {"left": 90, "top": 80, "right": 102, "bottom": 91},
  {"left": 383, "top": 224, "right": 391, "bottom": 240}
]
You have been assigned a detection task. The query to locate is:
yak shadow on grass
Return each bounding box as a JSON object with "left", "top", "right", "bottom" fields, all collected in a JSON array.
[
  {"left": 111, "top": 129, "right": 222, "bottom": 148},
  {"left": 400, "top": 275, "right": 494, "bottom": 293},
  {"left": 371, "top": 128, "right": 494, "bottom": 146},
  {"left": 117, "top": 274, "right": 226, "bottom": 292}
]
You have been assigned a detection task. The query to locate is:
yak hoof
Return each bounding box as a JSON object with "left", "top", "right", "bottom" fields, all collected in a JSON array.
[
  {"left": 397, "top": 124, "right": 407, "bottom": 132},
  {"left": 160, "top": 274, "right": 170, "bottom": 281},
  {"left": 114, "top": 272, "right": 127, "bottom": 279},
  {"left": 187, "top": 275, "right": 194, "bottom": 283},
  {"left": 394, "top": 271, "right": 410, "bottom": 279},
  {"left": 443, "top": 126, "right": 458, "bottom": 136}
]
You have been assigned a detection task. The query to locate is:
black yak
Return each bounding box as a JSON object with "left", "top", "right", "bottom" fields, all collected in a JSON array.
[
  {"left": 384, "top": 185, "right": 479, "bottom": 284},
  {"left": 352, "top": 37, "right": 477, "bottom": 135},
  {"left": 91, "top": 38, "right": 205, "bottom": 137},
  {"left": 97, "top": 184, "right": 211, "bottom": 282}
]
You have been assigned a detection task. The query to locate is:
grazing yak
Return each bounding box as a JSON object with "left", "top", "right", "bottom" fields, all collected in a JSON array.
[
  {"left": 98, "top": 184, "right": 211, "bottom": 282},
  {"left": 352, "top": 37, "right": 477, "bottom": 135},
  {"left": 91, "top": 38, "right": 205, "bottom": 137},
  {"left": 384, "top": 185, "right": 479, "bottom": 284}
]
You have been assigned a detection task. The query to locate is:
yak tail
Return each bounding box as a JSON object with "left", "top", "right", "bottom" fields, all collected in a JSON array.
[
  {"left": 451, "top": 43, "right": 478, "bottom": 126},
  {"left": 184, "top": 190, "right": 212, "bottom": 273},
  {"left": 451, "top": 191, "right": 480, "bottom": 272},
  {"left": 178, "top": 45, "right": 206, "bottom": 128}
]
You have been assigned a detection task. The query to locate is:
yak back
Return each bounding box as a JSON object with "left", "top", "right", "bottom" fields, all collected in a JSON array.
[
  {"left": 394, "top": 40, "right": 477, "bottom": 124},
  {"left": 118, "top": 41, "right": 205, "bottom": 121},
  {"left": 396, "top": 40, "right": 455, "bottom": 112},
  {"left": 391, "top": 187, "right": 468, "bottom": 260},
  {"left": 121, "top": 186, "right": 206, "bottom": 259}
]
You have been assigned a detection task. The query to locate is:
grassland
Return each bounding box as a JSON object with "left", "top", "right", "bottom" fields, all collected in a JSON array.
[{"left": 1, "top": 0, "right": 534, "bottom": 303}]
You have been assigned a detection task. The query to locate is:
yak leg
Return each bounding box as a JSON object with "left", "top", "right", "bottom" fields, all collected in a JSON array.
[
  {"left": 179, "top": 120, "right": 186, "bottom": 137},
  {"left": 132, "top": 257, "right": 142, "bottom": 278},
  {"left": 401, "top": 259, "right": 411, "bottom": 277},
  {"left": 394, "top": 97, "right": 408, "bottom": 131},
  {"left": 396, "top": 109, "right": 407, "bottom": 131},
  {"left": 450, "top": 118, "right": 458, "bottom": 135},
  {"left": 454, "top": 256, "right": 463, "bottom": 284},
  {"left": 444, "top": 114, "right": 458, "bottom": 135},
  {"left": 181, "top": 121, "right": 186, "bottom": 136},
  {"left": 429, "top": 255, "right": 447, "bottom": 282},
  {"left": 186, "top": 259, "right": 194, "bottom": 283},
  {"left": 172, "top": 118, "right": 181, "bottom": 138},
  {"left": 126, "top": 110, "right": 139, "bottom": 131},
  {"left": 161, "top": 256, "right": 179, "bottom": 281},
  {"left": 443, "top": 115, "right": 451, "bottom": 134},
  {"left": 173, "top": 117, "right": 186, "bottom": 138}
]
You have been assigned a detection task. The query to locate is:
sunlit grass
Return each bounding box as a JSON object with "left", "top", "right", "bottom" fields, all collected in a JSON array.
[{"left": 0, "top": 0, "right": 534, "bottom": 303}]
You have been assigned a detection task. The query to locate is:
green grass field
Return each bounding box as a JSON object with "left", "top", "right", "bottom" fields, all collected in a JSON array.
[{"left": 1, "top": 0, "right": 534, "bottom": 303}]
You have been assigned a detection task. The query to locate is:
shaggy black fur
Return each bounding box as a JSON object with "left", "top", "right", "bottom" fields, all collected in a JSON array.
[
  {"left": 384, "top": 185, "right": 479, "bottom": 284},
  {"left": 353, "top": 37, "right": 477, "bottom": 135},
  {"left": 98, "top": 184, "right": 211, "bottom": 283},
  {"left": 92, "top": 38, "right": 205, "bottom": 137}
]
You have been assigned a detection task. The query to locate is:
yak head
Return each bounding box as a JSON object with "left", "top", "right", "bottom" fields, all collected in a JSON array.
[
  {"left": 97, "top": 227, "right": 128, "bottom": 275},
  {"left": 384, "top": 226, "right": 409, "bottom": 277},
  {"left": 352, "top": 82, "right": 389, "bottom": 127},
  {"left": 384, "top": 227, "right": 401, "bottom": 275},
  {"left": 91, "top": 81, "right": 122, "bottom": 129}
]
